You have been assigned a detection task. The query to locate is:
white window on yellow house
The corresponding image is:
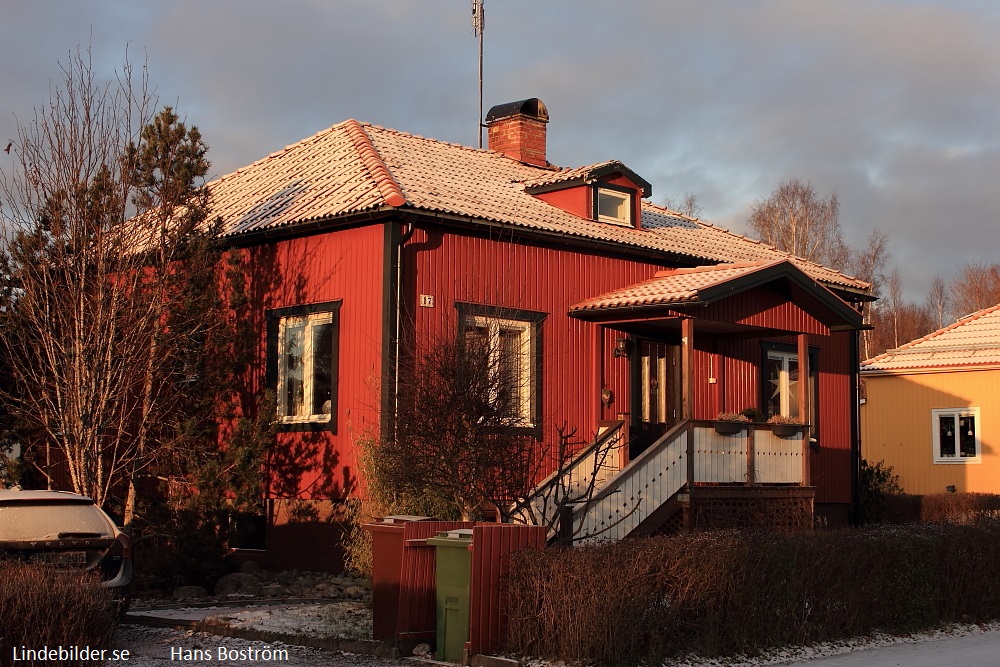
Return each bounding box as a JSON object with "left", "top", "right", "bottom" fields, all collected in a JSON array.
[{"left": 932, "top": 408, "right": 981, "bottom": 464}]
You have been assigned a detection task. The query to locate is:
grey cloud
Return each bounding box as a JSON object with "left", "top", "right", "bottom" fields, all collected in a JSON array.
[{"left": 4, "top": 0, "right": 1000, "bottom": 304}]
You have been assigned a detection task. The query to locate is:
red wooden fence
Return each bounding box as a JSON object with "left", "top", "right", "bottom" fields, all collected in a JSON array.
[{"left": 468, "top": 524, "right": 547, "bottom": 656}]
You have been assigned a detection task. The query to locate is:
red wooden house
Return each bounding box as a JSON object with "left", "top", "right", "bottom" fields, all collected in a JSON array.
[{"left": 206, "top": 99, "right": 870, "bottom": 567}]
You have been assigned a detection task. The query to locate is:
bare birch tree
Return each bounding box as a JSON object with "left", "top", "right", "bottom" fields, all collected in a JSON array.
[
  {"left": 949, "top": 262, "right": 1000, "bottom": 320},
  {"left": 0, "top": 51, "right": 156, "bottom": 505},
  {"left": 926, "top": 275, "right": 949, "bottom": 329},
  {"left": 748, "top": 179, "right": 849, "bottom": 270},
  {"left": 663, "top": 192, "right": 702, "bottom": 218},
  {"left": 0, "top": 51, "right": 260, "bottom": 529},
  {"left": 849, "top": 230, "right": 890, "bottom": 360}
]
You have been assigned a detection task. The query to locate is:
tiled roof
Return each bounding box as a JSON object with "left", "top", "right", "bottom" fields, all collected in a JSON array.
[
  {"left": 521, "top": 160, "right": 626, "bottom": 189},
  {"left": 206, "top": 120, "right": 868, "bottom": 292},
  {"left": 570, "top": 262, "right": 781, "bottom": 312},
  {"left": 861, "top": 304, "right": 1000, "bottom": 372}
]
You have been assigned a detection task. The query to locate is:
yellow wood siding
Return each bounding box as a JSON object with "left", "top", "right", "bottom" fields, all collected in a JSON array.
[{"left": 861, "top": 368, "right": 1000, "bottom": 495}]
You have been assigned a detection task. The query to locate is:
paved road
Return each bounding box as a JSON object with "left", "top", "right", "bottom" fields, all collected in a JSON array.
[
  {"left": 772, "top": 628, "right": 1000, "bottom": 667},
  {"left": 113, "top": 622, "right": 1000, "bottom": 667}
]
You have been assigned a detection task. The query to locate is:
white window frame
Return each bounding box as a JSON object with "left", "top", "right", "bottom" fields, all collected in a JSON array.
[
  {"left": 467, "top": 314, "right": 534, "bottom": 426},
  {"left": 767, "top": 349, "right": 800, "bottom": 419},
  {"left": 596, "top": 187, "right": 632, "bottom": 225},
  {"left": 277, "top": 311, "right": 334, "bottom": 424},
  {"left": 932, "top": 407, "right": 981, "bottom": 464}
]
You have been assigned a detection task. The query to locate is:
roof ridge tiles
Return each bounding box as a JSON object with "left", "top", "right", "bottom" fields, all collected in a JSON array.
[
  {"left": 344, "top": 120, "right": 407, "bottom": 208},
  {"left": 362, "top": 121, "right": 539, "bottom": 161},
  {"left": 654, "top": 261, "right": 776, "bottom": 277}
]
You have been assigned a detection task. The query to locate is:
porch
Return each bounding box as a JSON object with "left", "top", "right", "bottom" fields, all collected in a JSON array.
[
  {"left": 561, "top": 420, "right": 812, "bottom": 542},
  {"left": 517, "top": 260, "right": 864, "bottom": 540}
]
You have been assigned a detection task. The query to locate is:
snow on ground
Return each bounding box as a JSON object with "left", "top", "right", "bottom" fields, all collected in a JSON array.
[
  {"left": 114, "top": 624, "right": 408, "bottom": 667},
  {"left": 214, "top": 600, "right": 372, "bottom": 639},
  {"left": 661, "top": 621, "right": 1000, "bottom": 667},
  {"left": 118, "top": 602, "right": 1000, "bottom": 667}
]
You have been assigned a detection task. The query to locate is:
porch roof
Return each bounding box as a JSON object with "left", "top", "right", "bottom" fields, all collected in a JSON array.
[{"left": 568, "top": 260, "right": 864, "bottom": 335}]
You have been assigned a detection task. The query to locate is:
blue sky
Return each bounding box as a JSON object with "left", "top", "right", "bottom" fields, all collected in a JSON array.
[{"left": 3, "top": 1, "right": 999, "bottom": 302}]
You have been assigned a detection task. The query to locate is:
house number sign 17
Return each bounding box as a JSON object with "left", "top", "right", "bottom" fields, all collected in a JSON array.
[{"left": 419, "top": 294, "right": 435, "bottom": 308}]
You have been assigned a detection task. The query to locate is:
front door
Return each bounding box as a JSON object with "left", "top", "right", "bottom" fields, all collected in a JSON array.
[{"left": 630, "top": 341, "right": 681, "bottom": 459}]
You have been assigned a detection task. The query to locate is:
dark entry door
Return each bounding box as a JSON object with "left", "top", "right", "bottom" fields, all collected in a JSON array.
[{"left": 630, "top": 341, "right": 681, "bottom": 459}]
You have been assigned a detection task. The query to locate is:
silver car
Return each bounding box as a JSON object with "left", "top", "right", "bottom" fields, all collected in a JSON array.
[{"left": 0, "top": 489, "right": 132, "bottom": 614}]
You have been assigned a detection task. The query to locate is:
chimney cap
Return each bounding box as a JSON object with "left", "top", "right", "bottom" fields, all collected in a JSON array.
[{"left": 485, "top": 98, "right": 549, "bottom": 124}]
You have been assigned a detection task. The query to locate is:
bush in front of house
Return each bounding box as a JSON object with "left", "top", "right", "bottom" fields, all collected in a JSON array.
[
  {"left": 881, "top": 491, "right": 1000, "bottom": 526},
  {"left": 504, "top": 524, "right": 1000, "bottom": 664},
  {"left": 0, "top": 561, "right": 117, "bottom": 665}
]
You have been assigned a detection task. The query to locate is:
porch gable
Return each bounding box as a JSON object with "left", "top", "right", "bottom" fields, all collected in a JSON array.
[{"left": 568, "top": 260, "right": 863, "bottom": 336}]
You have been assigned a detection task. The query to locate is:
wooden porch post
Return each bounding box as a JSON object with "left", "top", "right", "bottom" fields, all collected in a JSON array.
[
  {"left": 681, "top": 318, "right": 694, "bottom": 421},
  {"left": 797, "top": 333, "right": 811, "bottom": 486},
  {"left": 683, "top": 318, "right": 696, "bottom": 488}
]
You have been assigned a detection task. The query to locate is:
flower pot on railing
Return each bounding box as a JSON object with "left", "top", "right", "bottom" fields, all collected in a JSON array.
[
  {"left": 713, "top": 413, "right": 749, "bottom": 436},
  {"left": 713, "top": 421, "right": 745, "bottom": 435},
  {"left": 767, "top": 418, "right": 803, "bottom": 438}
]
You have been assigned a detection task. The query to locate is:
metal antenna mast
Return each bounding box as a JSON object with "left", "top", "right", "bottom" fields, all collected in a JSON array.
[{"left": 472, "top": 0, "right": 485, "bottom": 148}]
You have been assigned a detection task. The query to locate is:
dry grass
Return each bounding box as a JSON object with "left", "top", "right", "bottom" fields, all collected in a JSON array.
[
  {"left": 0, "top": 561, "right": 116, "bottom": 667},
  {"left": 505, "top": 525, "right": 1000, "bottom": 664}
]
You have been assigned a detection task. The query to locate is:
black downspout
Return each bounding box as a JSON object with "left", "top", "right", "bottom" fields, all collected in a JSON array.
[
  {"left": 380, "top": 219, "right": 415, "bottom": 443},
  {"left": 381, "top": 221, "right": 402, "bottom": 440},
  {"left": 850, "top": 328, "right": 861, "bottom": 526}
]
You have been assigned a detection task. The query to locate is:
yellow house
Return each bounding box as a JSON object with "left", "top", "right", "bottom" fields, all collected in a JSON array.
[{"left": 861, "top": 304, "right": 1000, "bottom": 495}]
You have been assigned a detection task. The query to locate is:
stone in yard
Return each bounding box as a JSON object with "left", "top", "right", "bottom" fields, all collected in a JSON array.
[
  {"left": 261, "top": 584, "right": 286, "bottom": 597},
  {"left": 412, "top": 643, "right": 431, "bottom": 657},
  {"left": 172, "top": 585, "right": 208, "bottom": 601},
  {"left": 343, "top": 585, "right": 366, "bottom": 599},
  {"left": 214, "top": 572, "right": 263, "bottom": 597},
  {"left": 238, "top": 560, "right": 261, "bottom": 575}
]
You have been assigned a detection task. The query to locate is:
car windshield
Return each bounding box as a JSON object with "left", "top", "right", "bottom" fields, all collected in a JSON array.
[{"left": 0, "top": 502, "right": 113, "bottom": 541}]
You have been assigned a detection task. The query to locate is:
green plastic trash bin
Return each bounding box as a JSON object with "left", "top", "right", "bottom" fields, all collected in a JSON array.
[{"left": 427, "top": 528, "right": 474, "bottom": 663}]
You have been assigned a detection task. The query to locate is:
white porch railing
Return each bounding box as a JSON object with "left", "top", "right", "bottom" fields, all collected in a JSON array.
[
  {"left": 510, "top": 421, "right": 625, "bottom": 535},
  {"left": 569, "top": 421, "right": 806, "bottom": 544}
]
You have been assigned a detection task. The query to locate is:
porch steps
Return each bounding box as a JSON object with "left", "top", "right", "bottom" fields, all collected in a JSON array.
[
  {"left": 510, "top": 421, "right": 625, "bottom": 537},
  {"left": 568, "top": 421, "right": 689, "bottom": 544},
  {"left": 514, "top": 420, "right": 812, "bottom": 543}
]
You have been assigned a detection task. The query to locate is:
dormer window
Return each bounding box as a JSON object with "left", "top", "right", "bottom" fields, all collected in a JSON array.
[
  {"left": 523, "top": 160, "right": 649, "bottom": 225},
  {"left": 595, "top": 185, "right": 633, "bottom": 226}
]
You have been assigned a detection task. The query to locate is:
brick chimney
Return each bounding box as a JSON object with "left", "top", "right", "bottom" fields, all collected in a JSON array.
[{"left": 485, "top": 98, "right": 549, "bottom": 167}]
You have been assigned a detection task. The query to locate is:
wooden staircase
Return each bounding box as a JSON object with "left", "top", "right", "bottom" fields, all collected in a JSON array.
[{"left": 515, "top": 420, "right": 813, "bottom": 543}]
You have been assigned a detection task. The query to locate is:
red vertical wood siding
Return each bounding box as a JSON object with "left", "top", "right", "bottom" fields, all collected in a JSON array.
[
  {"left": 468, "top": 524, "right": 547, "bottom": 656},
  {"left": 240, "top": 217, "right": 858, "bottom": 512},
  {"left": 701, "top": 294, "right": 829, "bottom": 335},
  {"left": 245, "top": 224, "right": 385, "bottom": 500},
  {"left": 404, "top": 225, "right": 666, "bottom": 460},
  {"left": 712, "top": 332, "right": 855, "bottom": 505}
]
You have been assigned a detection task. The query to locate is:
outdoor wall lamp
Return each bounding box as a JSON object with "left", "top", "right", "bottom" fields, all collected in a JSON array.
[
  {"left": 601, "top": 387, "right": 614, "bottom": 408},
  {"left": 613, "top": 336, "right": 631, "bottom": 358}
]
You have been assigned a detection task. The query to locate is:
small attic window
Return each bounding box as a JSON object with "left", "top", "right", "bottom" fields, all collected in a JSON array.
[{"left": 595, "top": 186, "right": 632, "bottom": 226}]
